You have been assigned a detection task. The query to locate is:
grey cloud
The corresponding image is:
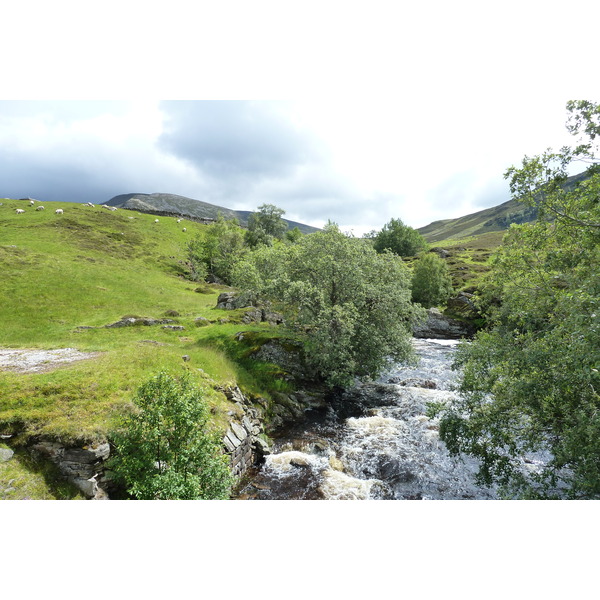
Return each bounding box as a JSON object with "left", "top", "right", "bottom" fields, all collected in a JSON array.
[{"left": 158, "top": 101, "right": 322, "bottom": 182}]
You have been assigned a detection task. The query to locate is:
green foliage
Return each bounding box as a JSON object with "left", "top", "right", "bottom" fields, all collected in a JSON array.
[
  {"left": 372, "top": 217, "right": 428, "bottom": 257},
  {"left": 186, "top": 215, "right": 247, "bottom": 283},
  {"left": 285, "top": 226, "right": 303, "bottom": 244},
  {"left": 411, "top": 252, "right": 454, "bottom": 308},
  {"left": 232, "top": 223, "right": 425, "bottom": 387},
  {"left": 438, "top": 100, "right": 600, "bottom": 498},
  {"left": 246, "top": 203, "right": 288, "bottom": 247},
  {"left": 109, "top": 372, "right": 234, "bottom": 499}
]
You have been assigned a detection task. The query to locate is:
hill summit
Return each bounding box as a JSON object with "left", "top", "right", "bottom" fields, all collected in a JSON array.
[{"left": 107, "top": 192, "right": 320, "bottom": 234}]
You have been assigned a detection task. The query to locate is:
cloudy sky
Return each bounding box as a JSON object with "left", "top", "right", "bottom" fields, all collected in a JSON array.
[{"left": 2, "top": 1, "right": 599, "bottom": 236}]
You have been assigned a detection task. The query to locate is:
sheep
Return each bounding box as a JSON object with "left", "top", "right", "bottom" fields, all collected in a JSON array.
[
  {"left": 177, "top": 218, "right": 182, "bottom": 223},
  {"left": 108, "top": 206, "right": 117, "bottom": 211},
  {"left": 15, "top": 208, "right": 25, "bottom": 214},
  {"left": 83, "top": 202, "right": 94, "bottom": 207},
  {"left": 55, "top": 208, "right": 63, "bottom": 215},
  {"left": 29, "top": 200, "right": 35, "bottom": 205},
  {"left": 36, "top": 206, "right": 45, "bottom": 211},
  {"left": 182, "top": 227, "right": 187, "bottom": 232},
  {"left": 154, "top": 219, "right": 159, "bottom": 223}
]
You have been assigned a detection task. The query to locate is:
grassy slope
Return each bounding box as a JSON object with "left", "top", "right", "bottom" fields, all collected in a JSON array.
[{"left": 0, "top": 199, "right": 285, "bottom": 446}]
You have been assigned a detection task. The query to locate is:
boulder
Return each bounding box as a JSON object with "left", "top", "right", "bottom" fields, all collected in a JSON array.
[
  {"left": 216, "top": 292, "right": 254, "bottom": 310},
  {"left": 412, "top": 307, "right": 476, "bottom": 339},
  {"left": 0, "top": 447, "right": 14, "bottom": 462}
]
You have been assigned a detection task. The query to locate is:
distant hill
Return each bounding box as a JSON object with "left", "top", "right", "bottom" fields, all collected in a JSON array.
[
  {"left": 107, "top": 192, "right": 320, "bottom": 234},
  {"left": 417, "top": 171, "right": 589, "bottom": 242}
]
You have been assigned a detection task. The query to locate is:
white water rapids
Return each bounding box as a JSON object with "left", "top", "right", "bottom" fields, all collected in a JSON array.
[{"left": 238, "top": 338, "right": 499, "bottom": 500}]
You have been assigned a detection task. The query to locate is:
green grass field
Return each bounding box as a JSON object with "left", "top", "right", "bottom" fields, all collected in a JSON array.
[{"left": 0, "top": 199, "right": 286, "bottom": 446}]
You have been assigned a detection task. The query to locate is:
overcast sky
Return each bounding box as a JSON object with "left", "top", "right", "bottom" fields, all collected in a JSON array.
[{"left": 2, "top": 1, "right": 598, "bottom": 236}]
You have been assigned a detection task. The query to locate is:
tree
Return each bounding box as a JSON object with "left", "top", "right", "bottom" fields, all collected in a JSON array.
[
  {"left": 109, "top": 372, "right": 234, "bottom": 499},
  {"left": 372, "top": 217, "right": 428, "bottom": 257},
  {"left": 232, "top": 223, "right": 425, "bottom": 387},
  {"left": 437, "top": 101, "right": 600, "bottom": 498},
  {"left": 246, "top": 203, "right": 288, "bottom": 247},
  {"left": 186, "top": 215, "right": 248, "bottom": 284},
  {"left": 411, "top": 252, "right": 454, "bottom": 308}
]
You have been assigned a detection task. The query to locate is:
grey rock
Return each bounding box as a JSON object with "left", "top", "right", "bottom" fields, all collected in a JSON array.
[
  {"left": 230, "top": 421, "right": 248, "bottom": 442},
  {"left": 413, "top": 308, "right": 475, "bottom": 339},
  {"left": 0, "top": 448, "right": 14, "bottom": 462}
]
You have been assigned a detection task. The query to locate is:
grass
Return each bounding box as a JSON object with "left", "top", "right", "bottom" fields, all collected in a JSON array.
[
  {"left": 0, "top": 199, "right": 291, "bottom": 447},
  {"left": 0, "top": 444, "right": 85, "bottom": 500}
]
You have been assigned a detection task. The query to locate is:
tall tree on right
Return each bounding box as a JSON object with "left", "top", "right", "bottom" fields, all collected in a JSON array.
[{"left": 437, "top": 101, "right": 600, "bottom": 498}]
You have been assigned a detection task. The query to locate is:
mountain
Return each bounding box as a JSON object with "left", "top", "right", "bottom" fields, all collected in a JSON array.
[
  {"left": 417, "top": 171, "right": 589, "bottom": 243},
  {"left": 107, "top": 192, "right": 320, "bottom": 234}
]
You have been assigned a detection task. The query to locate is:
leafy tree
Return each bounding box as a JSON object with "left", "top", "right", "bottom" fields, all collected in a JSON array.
[
  {"left": 411, "top": 252, "right": 454, "bottom": 308},
  {"left": 285, "top": 226, "right": 303, "bottom": 244},
  {"left": 186, "top": 215, "right": 247, "bottom": 284},
  {"left": 109, "top": 372, "right": 234, "bottom": 499},
  {"left": 372, "top": 217, "right": 428, "bottom": 257},
  {"left": 437, "top": 101, "right": 600, "bottom": 499},
  {"left": 246, "top": 203, "right": 288, "bottom": 247},
  {"left": 232, "top": 223, "right": 425, "bottom": 387}
]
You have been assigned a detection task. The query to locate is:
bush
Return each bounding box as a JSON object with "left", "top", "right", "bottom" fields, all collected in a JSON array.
[
  {"left": 109, "top": 372, "right": 233, "bottom": 499},
  {"left": 411, "top": 252, "right": 453, "bottom": 308}
]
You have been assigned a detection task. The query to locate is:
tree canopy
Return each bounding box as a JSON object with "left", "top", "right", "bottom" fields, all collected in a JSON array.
[
  {"left": 411, "top": 252, "right": 454, "bottom": 308},
  {"left": 246, "top": 203, "right": 288, "bottom": 247},
  {"left": 232, "top": 223, "right": 425, "bottom": 387},
  {"left": 371, "top": 217, "right": 428, "bottom": 257},
  {"left": 437, "top": 100, "right": 600, "bottom": 498}
]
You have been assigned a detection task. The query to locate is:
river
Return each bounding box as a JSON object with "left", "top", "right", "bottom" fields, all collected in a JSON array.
[{"left": 237, "top": 338, "right": 498, "bottom": 500}]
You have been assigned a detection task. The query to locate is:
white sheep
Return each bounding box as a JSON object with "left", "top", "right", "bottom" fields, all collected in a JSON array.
[
  {"left": 29, "top": 200, "right": 35, "bottom": 205},
  {"left": 182, "top": 227, "right": 187, "bottom": 232},
  {"left": 15, "top": 208, "right": 25, "bottom": 214},
  {"left": 36, "top": 206, "right": 45, "bottom": 211},
  {"left": 154, "top": 219, "right": 159, "bottom": 223},
  {"left": 55, "top": 209, "right": 63, "bottom": 215},
  {"left": 177, "top": 218, "right": 182, "bottom": 223}
]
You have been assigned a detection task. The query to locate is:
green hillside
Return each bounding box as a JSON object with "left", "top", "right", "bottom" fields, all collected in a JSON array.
[
  {"left": 0, "top": 198, "right": 286, "bottom": 446},
  {"left": 417, "top": 171, "right": 589, "bottom": 242}
]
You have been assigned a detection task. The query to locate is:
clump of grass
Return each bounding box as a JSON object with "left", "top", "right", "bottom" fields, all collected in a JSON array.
[{"left": 0, "top": 446, "right": 85, "bottom": 500}]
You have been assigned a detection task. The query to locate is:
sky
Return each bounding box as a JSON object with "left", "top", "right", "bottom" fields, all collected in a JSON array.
[{"left": 2, "top": 1, "right": 599, "bottom": 236}]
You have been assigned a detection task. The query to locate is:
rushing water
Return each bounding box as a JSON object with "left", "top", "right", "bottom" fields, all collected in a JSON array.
[{"left": 237, "top": 338, "right": 498, "bottom": 500}]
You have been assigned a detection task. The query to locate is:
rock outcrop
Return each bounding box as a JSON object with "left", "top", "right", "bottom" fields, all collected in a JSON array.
[{"left": 412, "top": 307, "right": 476, "bottom": 339}]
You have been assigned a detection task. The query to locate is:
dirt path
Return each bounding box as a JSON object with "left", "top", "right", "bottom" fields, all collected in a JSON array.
[{"left": 0, "top": 348, "right": 101, "bottom": 374}]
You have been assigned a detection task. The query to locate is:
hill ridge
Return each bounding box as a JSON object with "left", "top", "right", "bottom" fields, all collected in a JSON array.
[{"left": 107, "top": 192, "right": 320, "bottom": 234}]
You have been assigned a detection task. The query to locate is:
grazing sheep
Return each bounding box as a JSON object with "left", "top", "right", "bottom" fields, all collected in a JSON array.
[
  {"left": 55, "top": 208, "right": 63, "bottom": 215},
  {"left": 182, "top": 227, "right": 187, "bottom": 232},
  {"left": 36, "top": 206, "right": 45, "bottom": 211},
  {"left": 29, "top": 200, "right": 35, "bottom": 205},
  {"left": 154, "top": 219, "right": 159, "bottom": 223},
  {"left": 177, "top": 219, "right": 182, "bottom": 223},
  {"left": 83, "top": 202, "right": 94, "bottom": 207},
  {"left": 15, "top": 208, "right": 25, "bottom": 214}
]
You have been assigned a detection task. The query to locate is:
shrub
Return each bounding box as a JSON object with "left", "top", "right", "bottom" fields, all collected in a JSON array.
[{"left": 109, "top": 372, "right": 233, "bottom": 499}]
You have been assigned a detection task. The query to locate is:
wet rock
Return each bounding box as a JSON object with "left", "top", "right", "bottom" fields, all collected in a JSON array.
[
  {"left": 376, "top": 457, "right": 416, "bottom": 483},
  {"left": 412, "top": 307, "right": 476, "bottom": 339}
]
